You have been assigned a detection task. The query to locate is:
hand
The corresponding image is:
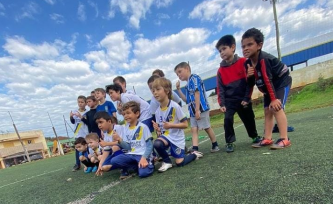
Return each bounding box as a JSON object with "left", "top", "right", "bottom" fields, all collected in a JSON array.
[
  {"left": 88, "top": 154, "right": 92, "bottom": 159},
  {"left": 117, "top": 102, "right": 122, "bottom": 111},
  {"left": 163, "top": 122, "right": 173, "bottom": 129},
  {"left": 76, "top": 112, "right": 82, "bottom": 118},
  {"left": 195, "top": 111, "right": 201, "bottom": 120},
  {"left": 220, "top": 106, "right": 226, "bottom": 113},
  {"left": 70, "top": 111, "right": 74, "bottom": 117},
  {"left": 138, "top": 157, "right": 148, "bottom": 168},
  {"left": 269, "top": 99, "right": 282, "bottom": 112},
  {"left": 176, "top": 80, "right": 180, "bottom": 90},
  {"left": 95, "top": 166, "right": 103, "bottom": 176},
  {"left": 247, "top": 64, "right": 255, "bottom": 77},
  {"left": 241, "top": 101, "right": 248, "bottom": 107},
  {"left": 152, "top": 121, "right": 160, "bottom": 132},
  {"left": 112, "top": 131, "right": 121, "bottom": 142},
  {"left": 99, "top": 140, "right": 107, "bottom": 147}
]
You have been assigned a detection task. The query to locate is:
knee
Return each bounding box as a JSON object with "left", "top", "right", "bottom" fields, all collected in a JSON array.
[
  {"left": 176, "top": 161, "right": 184, "bottom": 167},
  {"left": 79, "top": 156, "right": 85, "bottom": 161},
  {"left": 101, "top": 165, "right": 110, "bottom": 172},
  {"left": 138, "top": 169, "right": 152, "bottom": 178},
  {"left": 153, "top": 139, "right": 164, "bottom": 149},
  {"left": 224, "top": 114, "right": 233, "bottom": 122}
]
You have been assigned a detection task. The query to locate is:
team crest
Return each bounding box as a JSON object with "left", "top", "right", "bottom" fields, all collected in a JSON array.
[
  {"left": 175, "top": 147, "right": 181, "bottom": 155},
  {"left": 167, "top": 115, "right": 173, "bottom": 121}
]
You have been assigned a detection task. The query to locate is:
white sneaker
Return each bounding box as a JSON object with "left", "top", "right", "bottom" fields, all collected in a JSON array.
[
  {"left": 158, "top": 162, "right": 173, "bottom": 172},
  {"left": 192, "top": 151, "right": 204, "bottom": 160},
  {"left": 210, "top": 146, "right": 220, "bottom": 153}
]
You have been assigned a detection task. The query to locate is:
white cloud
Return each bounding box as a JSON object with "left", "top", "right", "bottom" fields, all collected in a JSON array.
[
  {"left": 44, "top": 0, "right": 56, "bottom": 5},
  {"left": 77, "top": 3, "right": 86, "bottom": 22},
  {"left": 155, "top": 0, "right": 173, "bottom": 8},
  {"left": 88, "top": 1, "right": 99, "bottom": 18},
  {"left": 50, "top": 13, "right": 65, "bottom": 24},
  {"left": 15, "top": 2, "right": 40, "bottom": 21}
]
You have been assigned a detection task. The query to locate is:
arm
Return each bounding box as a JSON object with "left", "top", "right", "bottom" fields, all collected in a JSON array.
[
  {"left": 96, "top": 150, "right": 110, "bottom": 176},
  {"left": 142, "top": 138, "right": 153, "bottom": 159},
  {"left": 261, "top": 59, "right": 277, "bottom": 101},
  {"left": 216, "top": 71, "right": 226, "bottom": 107},
  {"left": 99, "top": 140, "right": 118, "bottom": 147},
  {"left": 176, "top": 81, "right": 186, "bottom": 102},
  {"left": 118, "top": 140, "right": 131, "bottom": 150},
  {"left": 163, "top": 118, "right": 188, "bottom": 130}
]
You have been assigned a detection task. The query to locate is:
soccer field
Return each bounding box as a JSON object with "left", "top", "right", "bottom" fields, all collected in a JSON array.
[{"left": 0, "top": 107, "right": 332, "bottom": 204}]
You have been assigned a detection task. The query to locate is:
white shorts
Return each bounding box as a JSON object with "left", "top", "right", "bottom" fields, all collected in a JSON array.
[{"left": 190, "top": 111, "right": 211, "bottom": 130}]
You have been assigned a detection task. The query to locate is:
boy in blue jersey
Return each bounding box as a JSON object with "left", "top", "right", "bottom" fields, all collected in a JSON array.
[
  {"left": 111, "top": 101, "right": 154, "bottom": 179},
  {"left": 74, "top": 137, "right": 95, "bottom": 173},
  {"left": 152, "top": 78, "right": 199, "bottom": 172},
  {"left": 94, "top": 88, "right": 117, "bottom": 118},
  {"left": 175, "top": 62, "right": 219, "bottom": 155}
]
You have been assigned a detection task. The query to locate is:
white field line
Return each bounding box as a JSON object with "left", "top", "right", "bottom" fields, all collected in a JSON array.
[
  {"left": 68, "top": 124, "right": 244, "bottom": 204},
  {"left": 0, "top": 168, "right": 64, "bottom": 189}
]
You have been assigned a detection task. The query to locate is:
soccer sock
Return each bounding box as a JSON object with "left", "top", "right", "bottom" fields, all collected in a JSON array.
[
  {"left": 192, "top": 146, "right": 199, "bottom": 151},
  {"left": 81, "top": 160, "right": 94, "bottom": 167},
  {"left": 212, "top": 142, "right": 218, "bottom": 148},
  {"left": 176, "top": 154, "right": 197, "bottom": 167},
  {"left": 153, "top": 140, "right": 171, "bottom": 163}
]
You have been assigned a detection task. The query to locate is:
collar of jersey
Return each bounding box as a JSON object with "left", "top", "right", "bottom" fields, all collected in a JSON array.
[
  {"left": 160, "top": 99, "right": 171, "bottom": 111},
  {"left": 129, "top": 121, "right": 139, "bottom": 130}
]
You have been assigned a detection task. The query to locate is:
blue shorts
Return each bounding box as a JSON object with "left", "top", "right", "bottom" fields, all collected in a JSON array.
[
  {"left": 264, "top": 85, "right": 291, "bottom": 109},
  {"left": 159, "top": 136, "right": 185, "bottom": 159},
  {"left": 141, "top": 117, "right": 154, "bottom": 132}
]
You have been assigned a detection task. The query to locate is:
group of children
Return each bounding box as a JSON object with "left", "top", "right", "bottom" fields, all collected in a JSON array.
[{"left": 70, "top": 28, "right": 292, "bottom": 179}]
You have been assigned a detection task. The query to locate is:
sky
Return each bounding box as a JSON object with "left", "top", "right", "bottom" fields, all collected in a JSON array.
[{"left": 0, "top": 0, "right": 332, "bottom": 137}]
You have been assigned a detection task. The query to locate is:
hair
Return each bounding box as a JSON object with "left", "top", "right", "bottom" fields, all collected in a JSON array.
[
  {"left": 94, "top": 88, "right": 106, "bottom": 94},
  {"left": 174, "top": 62, "right": 191, "bottom": 72},
  {"left": 77, "top": 95, "right": 86, "bottom": 101},
  {"left": 152, "top": 78, "right": 172, "bottom": 99},
  {"left": 94, "top": 111, "right": 118, "bottom": 124},
  {"left": 113, "top": 76, "right": 126, "bottom": 85},
  {"left": 152, "top": 69, "right": 165, "bottom": 77},
  {"left": 105, "top": 84, "right": 123, "bottom": 94},
  {"left": 147, "top": 75, "right": 160, "bottom": 84},
  {"left": 90, "top": 90, "right": 95, "bottom": 94},
  {"left": 86, "top": 96, "right": 96, "bottom": 101},
  {"left": 74, "top": 137, "right": 87, "bottom": 145},
  {"left": 122, "top": 101, "right": 140, "bottom": 116},
  {"left": 242, "top": 28, "right": 264, "bottom": 44},
  {"left": 215, "top": 35, "right": 236, "bottom": 50},
  {"left": 85, "top": 133, "right": 99, "bottom": 141}
]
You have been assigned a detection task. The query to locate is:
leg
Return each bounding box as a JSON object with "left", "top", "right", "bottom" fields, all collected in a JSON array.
[
  {"left": 175, "top": 154, "right": 197, "bottom": 167},
  {"left": 75, "top": 149, "right": 80, "bottom": 166},
  {"left": 134, "top": 155, "right": 154, "bottom": 178},
  {"left": 264, "top": 108, "right": 275, "bottom": 140},
  {"left": 274, "top": 110, "right": 288, "bottom": 139},
  {"left": 191, "top": 126, "right": 199, "bottom": 151},
  {"left": 224, "top": 106, "right": 237, "bottom": 144},
  {"left": 153, "top": 138, "right": 171, "bottom": 164},
  {"left": 237, "top": 103, "right": 259, "bottom": 139}
]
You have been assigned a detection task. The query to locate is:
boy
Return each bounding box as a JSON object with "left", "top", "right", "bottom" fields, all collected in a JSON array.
[
  {"left": 175, "top": 62, "right": 219, "bottom": 154},
  {"left": 74, "top": 137, "right": 95, "bottom": 173},
  {"left": 94, "top": 88, "right": 117, "bottom": 118},
  {"left": 85, "top": 133, "right": 103, "bottom": 172},
  {"left": 70, "top": 95, "right": 89, "bottom": 171},
  {"left": 152, "top": 69, "right": 165, "bottom": 77},
  {"left": 215, "top": 35, "right": 262, "bottom": 153},
  {"left": 113, "top": 76, "right": 135, "bottom": 95},
  {"left": 111, "top": 101, "right": 155, "bottom": 179},
  {"left": 242, "top": 28, "right": 292, "bottom": 149},
  {"left": 81, "top": 96, "right": 101, "bottom": 138},
  {"left": 152, "top": 78, "right": 199, "bottom": 172}
]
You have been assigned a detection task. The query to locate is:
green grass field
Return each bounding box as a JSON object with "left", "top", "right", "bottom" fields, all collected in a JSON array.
[{"left": 0, "top": 106, "right": 332, "bottom": 204}]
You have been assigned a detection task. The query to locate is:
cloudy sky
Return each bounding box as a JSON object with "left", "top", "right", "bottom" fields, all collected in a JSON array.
[{"left": 0, "top": 0, "right": 332, "bottom": 137}]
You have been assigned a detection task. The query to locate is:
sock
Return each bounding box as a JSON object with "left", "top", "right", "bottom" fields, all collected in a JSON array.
[
  {"left": 212, "top": 142, "right": 218, "bottom": 148},
  {"left": 81, "top": 160, "right": 93, "bottom": 167},
  {"left": 153, "top": 140, "right": 171, "bottom": 163},
  {"left": 176, "top": 154, "right": 197, "bottom": 167},
  {"left": 192, "top": 146, "right": 199, "bottom": 151}
]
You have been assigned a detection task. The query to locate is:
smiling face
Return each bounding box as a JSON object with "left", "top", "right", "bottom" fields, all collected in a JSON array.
[
  {"left": 122, "top": 108, "right": 140, "bottom": 125},
  {"left": 86, "top": 138, "right": 99, "bottom": 149},
  {"left": 94, "top": 91, "right": 105, "bottom": 101},
  {"left": 175, "top": 67, "right": 190, "bottom": 81},
  {"left": 241, "top": 37, "right": 263, "bottom": 59},
  {"left": 108, "top": 89, "right": 121, "bottom": 102}
]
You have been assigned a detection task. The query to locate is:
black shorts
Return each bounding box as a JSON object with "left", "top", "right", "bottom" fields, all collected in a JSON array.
[{"left": 263, "top": 85, "right": 290, "bottom": 109}]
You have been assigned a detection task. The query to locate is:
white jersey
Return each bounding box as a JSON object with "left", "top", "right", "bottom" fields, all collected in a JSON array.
[
  {"left": 89, "top": 145, "right": 103, "bottom": 156},
  {"left": 120, "top": 93, "right": 152, "bottom": 121},
  {"left": 73, "top": 109, "right": 89, "bottom": 138},
  {"left": 126, "top": 89, "right": 136, "bottom": 95},
  {"left": 150, "top": 91, "right": 182, "bottom": 114},
  {"left": 155, "top": 100, "right": 187, "bottom": 149},
  {"left": 103, "top": 124, "right": 124, "bottom": 151},
  {"left": 122, "top": 122, "right": 152, "bottom": 156}
]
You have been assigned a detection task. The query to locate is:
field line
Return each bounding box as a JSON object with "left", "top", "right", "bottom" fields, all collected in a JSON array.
[
  {"left": 68, "top": 124, "right": 244, "bottom": 204},
  {"left": 0, "top": 168, "right": 64, "bottom": 189}
]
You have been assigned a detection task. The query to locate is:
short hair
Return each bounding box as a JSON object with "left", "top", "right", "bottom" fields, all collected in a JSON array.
[
  {"left": 152, "top": 69, "right": 165, "bottom": 77},
  {"left": 122, "top": 101, "right": 140, "bottom": 116},
  {"left": 85, "top": 133, "right": 99, "bottom": 141},
  {"left": 174, "top": 62, "right": 190, "bottom": 72},
  {"left": 94, "top": 88, "right": 106, "bottom": 94},
  {"left": 215, "top": 35, "right": 236, "bottom": 50},
  {"left": 113, "top": 76, "right": 126, "bottom": 85},
  {"left": 91, "top": 90, "right": 95, "bottom": 94},
  {"left": 86, "top": 96, "right": 96, "bottom": 101},
  {"left": 147, "top": 75, "right": 160, "bottom": 84},
  {"left": 77, "top": 95, "right": 86, "bottom": 101},
  {"left": 74, "top": 137, "right": 87, "bottom": 145},
  {"left": 242, "top": 28, "right": 264, "bottom": 44},
  {"left": 105, "top": 84, "right": 123, "bottom": 94},
  {"left": 152, "top": 78, "right": 172, "bottom": 99},
  {"left": 94, "top": 111, "right": 117, "bottom": 124}
]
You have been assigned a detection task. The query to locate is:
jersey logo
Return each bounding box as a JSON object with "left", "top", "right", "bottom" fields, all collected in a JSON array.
[
  {"left": 132, "top": 126, "right": 143, "bottom": 140},
  {"left": 175, "top": 147, "right": 181, "bottom": 155}
]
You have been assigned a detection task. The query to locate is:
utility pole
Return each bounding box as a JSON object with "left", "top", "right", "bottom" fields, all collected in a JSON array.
[
  {"left": 48, "top": 112, "right": 64, "bottom": 155},
  {"left": 264, "top": 0, "right": 281, "bottom": 60}
]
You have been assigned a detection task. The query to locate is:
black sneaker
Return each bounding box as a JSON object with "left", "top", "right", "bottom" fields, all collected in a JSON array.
[
  {"left": 120, "top": 169, "right": 130, "bottom": 180},
  {"left": 272, "top": 124, "right": 295, "bottom": 133},
  {"left": 72, "top": 164, "right": 81, "bottom": 172},
  {"left": 225, "top": 143, "right": 234, "bottom": 153}
]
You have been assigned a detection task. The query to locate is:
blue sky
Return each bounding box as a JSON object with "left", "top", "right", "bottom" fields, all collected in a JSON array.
[{"left": 0, "top": 0, "right": 332, "bottom": 137}]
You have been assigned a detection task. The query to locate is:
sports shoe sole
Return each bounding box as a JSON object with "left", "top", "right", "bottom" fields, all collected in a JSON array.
[{"left": 270, "top": 144, "right": 291, "bottom": 150}]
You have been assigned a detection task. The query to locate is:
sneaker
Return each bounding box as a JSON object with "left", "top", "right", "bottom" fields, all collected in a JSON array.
[
  {"left": 252, "top": 136, "right": 263, "bottom": 143},
  {"left": 119, "top": 170, "right": 130, "bottom": 180},
  {"left": 72, "top": 164, "right": 80, "bottom": 172},
  {"left": 91, "top": 166, "right": 98, "bottom": 173},
  {"left": 158, "top": 162, "right": 173, "bottom": 172},
  {"left": 270, "top": 138, "right": 291, "bottom": 150},
  {"left": 210, "top": 146, "right": 220, "bottom": 153},
  {"left": 192, "top": 151, "right": 204, "bottom": 159},
  {"left": 252, "top": 139, "right": 274, "bottom": 148},
  {"left": 272, "top": 125, "right": 295, "bottom": 133},
  {"left": 84, "top": 167, "right": 93, "bottom": 173},
  {"left": 225, "top": 143, "right": 235, "bottom": 153},
  {"left": 288, "top": 126, "right": 295, "bottom": 132}
]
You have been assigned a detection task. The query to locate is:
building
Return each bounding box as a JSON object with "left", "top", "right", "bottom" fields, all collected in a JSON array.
[{"left": 0, "top": 130, "right": 49, "bottom": 169}]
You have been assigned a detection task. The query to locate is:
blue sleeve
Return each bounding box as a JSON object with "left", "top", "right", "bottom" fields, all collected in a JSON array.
[
  {"left": 142, "top": 138, "right": 153, "bottom": 158},
  {"left": 119, "top": 140, "right": 131, "bottom": 150},
  {"left": 108, "top": 102, "right": 116, "bottom": 114}
]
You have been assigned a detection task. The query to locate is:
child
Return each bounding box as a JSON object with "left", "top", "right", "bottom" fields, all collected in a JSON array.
[
  {"left": 242, "top": 28, "right": 292, "bottom": 149},
  {"left": 111, "top": 101, "right": 155, "bottom": 179},
  {"left": 106, "top": 84, "right": 154, "bottom": 132},
  {"left": 152, "top": 78, "right": 199, "bottom": 172},
  {"left": 94, "top": 88, "right": 117, "bottom": 118},
  {"left": 85, "top": 133, "right": 103, "bottom": 172},
  {"left": 152, "top": 69, "right": 165, "bottom": 77},
  {"left": 215, "top": 35, "right": 262, "bottom": 153},
  {"left": 70, "top": 95, "right": 89, "bottom": 171},
  {"left": 113, "top": 76, "right": 135, "bottom": 95},
  {"left": 74, "top": 137, "right": 95, "bottom": 173},
  {"left": 175, "top": 62, "right": 219, "bottom": 154},
  {"left": 94, "top": 111, "right": 124, "bottom": 175},
  {"left": 81, "top": 96, "right": 101, "bottom": 138}
]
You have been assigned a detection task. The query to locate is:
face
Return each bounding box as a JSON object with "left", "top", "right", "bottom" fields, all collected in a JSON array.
[
  {"left": 241, "top": 37, "right": 263, "bottom": 59},
  {"left": 94, "top": 91, "right": 105, "bottom": 101},
  {"left": 90, "top": 92, "right": 95, "bottom": 97},
  {"left": 122, "top": 108, "right": 140, "bottom": 124},
  {"left": 96, "top": 118, "right": 112, "bottom": 132},
  {"left": 75, "top": 143, "right": 87, "bottom": 152},
  {"left": 77, "top": 99, "right": 86, "bottom": 109},
  {"left": 87, "top": 99, "right": 97, "bottom": 108},
  {"left": 175, "top": 67, "right": 190, "bottom": 81},
  {"left": 86, "top": 138, "right": 99, "bottom": 149},
  {"left": 153, "top": 85, "right": 168, "bottom": 102},
  {"left": 148, "top": 82, "right": 154, "bottom": 94},
  {"left": 114, "top": 80, "right": 126, "bottom": 91},
  {"left": 217, "top": 44, "right": 235, "bottom": 61},
  {"left": 108, "top": 89, "right": 121, "bottom": 102}
]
